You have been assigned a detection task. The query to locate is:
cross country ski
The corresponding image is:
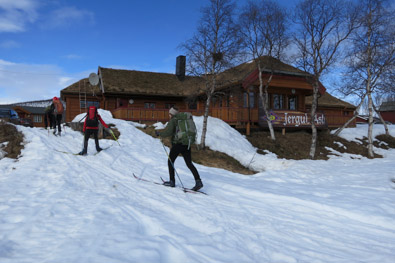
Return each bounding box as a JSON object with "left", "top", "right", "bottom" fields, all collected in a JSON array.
[
  {"left": 55, "top": 146, "right": 111, "bottom": 156},
  {"left": 132, "top": 173, "right": 207, "bottom": 195}
]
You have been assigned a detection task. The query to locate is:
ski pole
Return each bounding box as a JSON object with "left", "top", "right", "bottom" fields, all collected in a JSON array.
[
  {"left": 81, "top": 135, "right": 85, "bottom": 152},
  {"left": 109, "top": 129, "right": 120, "bottom": 146},
  {"left": 78, "top": 114, "right": 87, "bottom": 123},
  {"left": 161, "top": 142, "right": 184, "bottom": 189}
]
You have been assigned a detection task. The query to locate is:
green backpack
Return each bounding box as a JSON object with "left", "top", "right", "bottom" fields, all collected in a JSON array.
[{"left": 175, "top": 112, "right": 197, "bottom": 149}]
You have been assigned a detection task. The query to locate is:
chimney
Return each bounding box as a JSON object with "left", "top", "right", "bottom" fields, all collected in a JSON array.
[{"left": 176, "top": 55, "right": 186, "bottom": 80}]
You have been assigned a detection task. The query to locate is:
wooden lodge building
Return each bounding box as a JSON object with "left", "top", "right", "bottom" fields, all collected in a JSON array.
[{"left": 60, "top": 56, "right": 356, "bottom": 132}]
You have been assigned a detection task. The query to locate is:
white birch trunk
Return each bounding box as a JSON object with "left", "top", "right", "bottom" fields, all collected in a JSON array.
[
  {"left": 258, "top": 64, "right": 275, "bottom": 140},
  {"left": 367, "top": 91, "right": 374, "bottom": 158},
  {"left": 333, "top": 93, "right": 367, "bottom": 137},
  {"left": 200, "top": 66, "right": 217, "bottom": 149},
  {"left": 373, "top": 103, "right": 389, "bottom": 136},
  {"left": 366, "top": 16, "right": 375, "bottom": 158},
  {"left": 200, "top": 91, "right": 212, "bottom": 149},
  {"left": 309, "top": 79, "right": 319, "bottom": 159}
]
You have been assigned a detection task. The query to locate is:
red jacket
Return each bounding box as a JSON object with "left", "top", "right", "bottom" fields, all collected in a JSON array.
[{"left": 83, "top": 114, "right": 108, "bottom": 132}]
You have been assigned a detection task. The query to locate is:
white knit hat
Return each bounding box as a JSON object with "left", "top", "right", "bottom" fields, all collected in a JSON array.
[{"left": 169, "top": 107, "right": 179, "bottom": 116}]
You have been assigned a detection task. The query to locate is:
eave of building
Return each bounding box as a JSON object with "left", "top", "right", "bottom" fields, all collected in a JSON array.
[{"left": 241, "top": 68, "right": 326, "bottom": 95}]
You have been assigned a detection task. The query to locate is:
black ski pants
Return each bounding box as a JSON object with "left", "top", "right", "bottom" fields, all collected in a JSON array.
[
  {"left": 44, "top": 112, "right": 54, "bottom": 129},
  {"left": 82, "top": 129, "right": 101, "bottom": 152},
  {"left": 168, "top": 143, "right": 200, "bottom": 182},
  {"left": 54, "top": 114, "right": 62, "bottom": 132}
]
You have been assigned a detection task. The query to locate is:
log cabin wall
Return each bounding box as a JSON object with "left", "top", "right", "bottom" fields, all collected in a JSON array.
[
  {"left": 63, "top": 94, "right": 103, "bottom": 122},
  {"left": 109, "top": 95, "right": 196, "bottom": 123},
  {"left": 63, "top": 85, "right": 355, "bottom": 129},
  {"left": 63, "top": 93, "right": 195, "bottom": 123},
  {"left": 305, "top": 107, "right": 356, "bottom": 128},
  {"left": 111, "top": 96, "right": 188, "bottom": 110},
  {"left": 195, "top": 85, "right": 312, "bottom": 127}
]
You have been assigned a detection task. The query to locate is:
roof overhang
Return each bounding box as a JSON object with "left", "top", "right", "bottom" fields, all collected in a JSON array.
[
  {"left": 242, "top": 69, "right": 326, "bottom": 95},
  {"left": 12, "top": 106, "right": 31, "bottom": 114}
]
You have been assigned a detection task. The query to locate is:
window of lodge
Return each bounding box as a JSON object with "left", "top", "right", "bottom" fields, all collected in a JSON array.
[
  {"left": 243, "top": 92, "right": 255, "bottom": 108},
  {"left": 165, "top": 103, "right": 175, "bottom": 109},
  {"left": 188, "top": 101, "right": 197, "bottom": 109},
  {"left": 80, "top": 101, "right": 100, "bottom": 108},
  {"left": 33, "top": 115, "right": 42, "bottom": 123},
  {"left": 144, "top": 102, "right": 156, "bottom": 109},
  {"left": 288, "top": 96, "right": 297, "bottom": 110},
  {"left": 273, "top": 94, "right": 283, "bottom": 109}
]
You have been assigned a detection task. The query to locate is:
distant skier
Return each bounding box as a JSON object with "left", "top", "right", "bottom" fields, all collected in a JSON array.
[
  {"left": 52, "top": 97, "right": 64, "bottom": 136},
  {"left": 156, "top": 107, "right": 203, "bottom": 191},
  {"left": 79, "top": 106, "right": 109, "bottom": 155}
]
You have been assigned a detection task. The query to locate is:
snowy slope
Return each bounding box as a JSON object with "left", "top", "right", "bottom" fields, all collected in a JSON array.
[{"left": 1, "top": 110, "right": 395, "bottom": 263}]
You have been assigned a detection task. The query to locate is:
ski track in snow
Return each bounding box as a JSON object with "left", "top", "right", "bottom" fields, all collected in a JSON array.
[{"left": 1, "top": 112, "right": 395, "bottom": 263}]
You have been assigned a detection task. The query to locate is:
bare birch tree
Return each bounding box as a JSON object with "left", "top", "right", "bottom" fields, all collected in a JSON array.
[
  {"left": 336, "top": 0, "right": 394, "bottom": 158},
  {"left": 239, "top": 0, "right": 289, "bottom": 140},
  {"left": 293, "top": 0, "right": 358, "bottom": 159},
  {"left": 180, "top": 0, "right": 241, "bottom": 149}
]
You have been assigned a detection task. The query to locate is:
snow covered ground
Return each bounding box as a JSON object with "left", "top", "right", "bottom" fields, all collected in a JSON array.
[{"left": 1, "top": 110, "right": 394, "bottom": 263}]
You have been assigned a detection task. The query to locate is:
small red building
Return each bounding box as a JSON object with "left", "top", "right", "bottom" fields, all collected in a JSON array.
[
  {"left": 379, "top": 101, "right": 395, "bottom": 124},
  {"left": 356, "top": 115, "right": 369, "bottom": 124}
]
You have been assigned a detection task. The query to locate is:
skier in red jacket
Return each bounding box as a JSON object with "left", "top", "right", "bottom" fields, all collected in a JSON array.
[{"left": 79, "top": 106, "right": 109, "bottom": 155}]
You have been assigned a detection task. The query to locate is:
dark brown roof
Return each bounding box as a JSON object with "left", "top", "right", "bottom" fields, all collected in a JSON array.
[
  {"left": 61, "top": 78, "right": 102, "bottom": 96},
  {"left": 306, "top": 92, "right": 356, "bottom": 109},
  {"left": 62, "top": 68, "right": 205, "bottom": 97},
  {"left": 61, "top": 57, "right": 309, "bottom": 97},
  {"left": 216, "top": 56, "right": 308, "bottom": 87},
  {"left": 100, "top": 67, "right": 204, "bottom": 97}
]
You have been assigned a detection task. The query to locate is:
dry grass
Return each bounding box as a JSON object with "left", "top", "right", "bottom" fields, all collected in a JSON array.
[
  {"left": 0, "top": 121, "right": 24, "bottom": 159},
  {"left": 140, "top": 126, "right": 255, "bottom": 175},
  {"left": 244, "top": 129, "right": 389, "bottom": 160},
  {"left": 375, "top": 134, "right": 395, "bottom": 149}
]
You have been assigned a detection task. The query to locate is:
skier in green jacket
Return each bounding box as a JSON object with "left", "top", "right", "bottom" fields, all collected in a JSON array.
[{"left": 156, "top": 107, "right": 203, "bottom": 191}]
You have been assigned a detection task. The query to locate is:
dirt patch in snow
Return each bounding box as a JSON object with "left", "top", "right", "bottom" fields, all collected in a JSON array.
[{"left": 0, "top": 121, "right": 24, "bottom": 159}]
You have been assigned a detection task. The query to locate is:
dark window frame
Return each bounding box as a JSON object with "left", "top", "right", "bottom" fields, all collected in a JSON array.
[
  {"left": 144, "top": 102, "right": 156, "bottom": 109},
  {"left": 272, "top": 94, "right": 284, "bottom": 110},
  {"left": 288, "top": 95, "right": 297, "bottom": 110},
  {"left": 80, "top": 101, "right": 100, "bottom": 108}
]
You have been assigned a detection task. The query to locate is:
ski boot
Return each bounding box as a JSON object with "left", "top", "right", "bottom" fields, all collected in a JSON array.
[
  {"left": 191, "top": 179, "right": 203, "bottom": 191},
  {"left": 163, "top": 180, "right": 175, "bottom": 187}
]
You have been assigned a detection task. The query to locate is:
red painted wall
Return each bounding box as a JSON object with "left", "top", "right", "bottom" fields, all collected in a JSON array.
[{"left": 380, "top": 112, "right": 395, "bottom": 123}]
